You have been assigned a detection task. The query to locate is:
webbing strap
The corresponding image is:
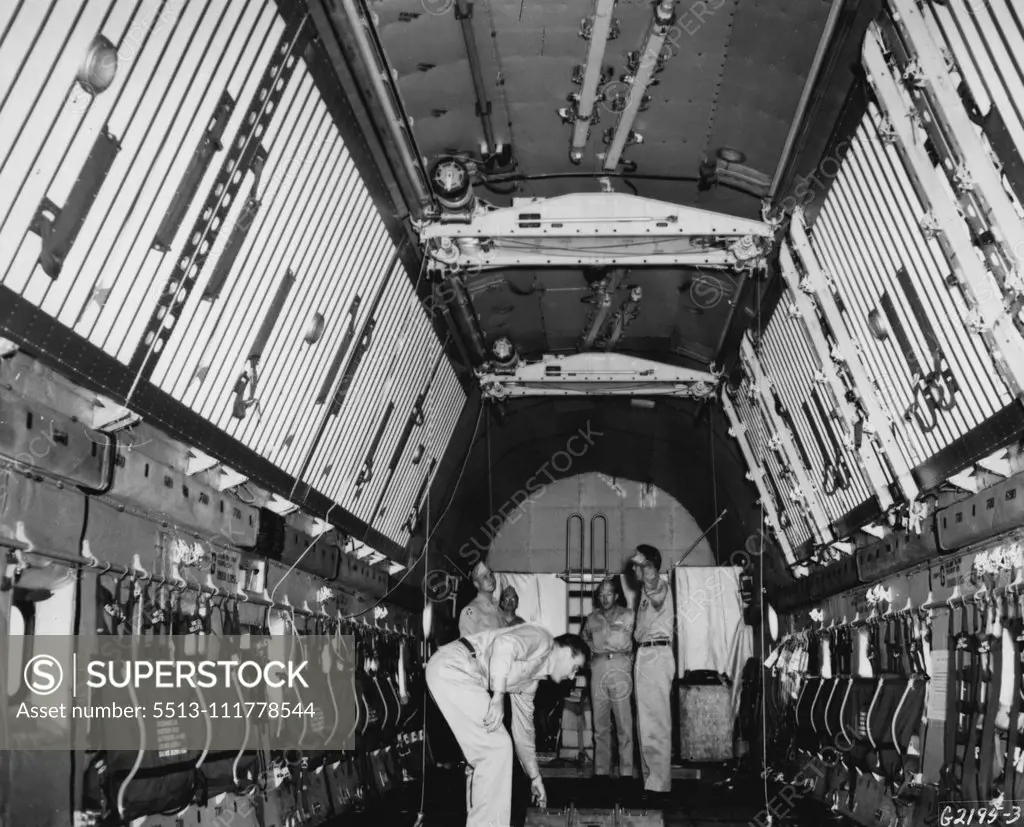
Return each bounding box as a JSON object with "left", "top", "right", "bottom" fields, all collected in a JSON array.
[
  {"left": 962, "top": 604, "right": 984, "bottom": 803},
  {"left": 978, "top": 604, "right": 1003, "bottom": 801},
  {"left": 941, "top": 604, "right": 962, "bottom": 803},
  {"left": 1005, "top": 611, "right": 1023, "bottom": 803}
]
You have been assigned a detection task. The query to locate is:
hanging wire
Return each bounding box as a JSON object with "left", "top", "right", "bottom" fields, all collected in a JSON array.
[
  {"left": 413, "top": 459, "right": 431, "bottom": 827},
  {"left": 267, "top": 502, "right": 338, "bottom": 606},
  {"left": 486, "top": 407, "right": 494, "bottom": 518},
  {"left": 342, "top": 401, "right": 485, "bottom": 621},
  {"left": 754, "top": 273, "right": 772, "bottom": 823},
  {"left": 711, "top": 407, "right": 720, "bottom": 565}
]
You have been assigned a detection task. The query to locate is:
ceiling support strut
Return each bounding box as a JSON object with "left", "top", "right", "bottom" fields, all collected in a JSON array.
[
  {"left": 454, "top": 0, "right": 498, "bottom": 157},
  {"left": 569, "top": 0, "right": 617, "bottom": 164},
  {"left": 602, "top": 0, "right": 675, "bottom": 171}
]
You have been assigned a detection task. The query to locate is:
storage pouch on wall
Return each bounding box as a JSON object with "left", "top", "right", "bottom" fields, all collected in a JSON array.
[{"left": 83, "top": 576, "right": 206, "bottom": 821}]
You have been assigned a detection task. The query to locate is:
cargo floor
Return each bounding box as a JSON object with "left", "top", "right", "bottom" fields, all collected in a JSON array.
[{"left": 330, "top": 767, "right": 842, "bottom": 826}]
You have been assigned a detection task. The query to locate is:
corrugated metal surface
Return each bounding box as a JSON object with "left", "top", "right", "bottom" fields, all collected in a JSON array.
[
  {"left": 0, "top": 0, "right": 464, "bottom": 546},
  {"left": 758, "top": 295, "right": 874, "bottom": 526},
  {"left": 807, "top": 105, "right": 1013, "bottom": 470},
  {"left": 917, "top": 0, "right": 1024, "bottom": 200},
  {"left": 731, "top": 380, "right": 815, "bottom": 553}
]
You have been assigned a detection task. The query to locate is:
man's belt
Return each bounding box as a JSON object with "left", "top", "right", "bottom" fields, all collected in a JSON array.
[
  {"left": 593, "top": 651, "right": 632, "bottom": 659},
  {"left": 638, "top": 639, "right": 671, "bottom": 648},
  {"left": 458, "top": 638, "right": 477, "bottom": 658}
]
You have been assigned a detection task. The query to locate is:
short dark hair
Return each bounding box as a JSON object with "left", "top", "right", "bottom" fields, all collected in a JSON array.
[
  {"left": 554, "top": 633, "right": 590, "bottom": 663},
  {"left": 636, "top": 544, "right": 662, "bottom": 571},
  {"left": 593, "top": 576, "right": 626, "bottom": 608}
]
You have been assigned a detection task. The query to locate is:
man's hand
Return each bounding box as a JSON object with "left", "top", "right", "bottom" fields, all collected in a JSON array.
[
  {"left": 530, "top": 775, "right": 547, "bottom": 808},
  {"left": 483, "top": 693, "right": 504, "bottom": 732}
]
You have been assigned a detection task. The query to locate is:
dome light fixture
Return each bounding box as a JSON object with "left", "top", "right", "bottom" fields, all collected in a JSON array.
[
  {"left": 717, "top": 146, "right": 746, "bottom": 164},
  {"left": 77, "top": 35, "right": 119, "bottom": 96},
  {"left": 492, "top": 336, "right": 515, "bottom": 363}
]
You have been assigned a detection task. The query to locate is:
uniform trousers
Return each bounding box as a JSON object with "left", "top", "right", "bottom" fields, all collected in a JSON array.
[
  {"left": 634, "top": 645, "right": 675, "bottom": 792},
  {"left": 589, "top": 651, "right": 634, "bottom": 777},
  {"left": 426, "top": 642, "right": 515, "bottom": 827}
]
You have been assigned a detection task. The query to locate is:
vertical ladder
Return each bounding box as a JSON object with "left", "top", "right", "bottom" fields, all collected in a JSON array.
[
  {"left": 564, "top": 513, "right": 608, "bottom": 633},
  {"left": 558, "top": 514, "right": 608, "bottom": 765}
]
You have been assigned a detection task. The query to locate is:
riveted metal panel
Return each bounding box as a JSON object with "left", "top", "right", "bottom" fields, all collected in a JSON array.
[
  {"left": 758, "top": 296, "right": 875, "bottom": 528},
  {"left": 807, "top": 107, "right": 1013, "bottom": 471},
  {"left": 731, "top": 379, "right": 815, "bottom": 553}
]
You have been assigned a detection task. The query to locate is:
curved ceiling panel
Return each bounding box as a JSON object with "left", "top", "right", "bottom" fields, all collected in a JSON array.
[{"left": 371, "top": 0, "right": 835, "bottom": 217}]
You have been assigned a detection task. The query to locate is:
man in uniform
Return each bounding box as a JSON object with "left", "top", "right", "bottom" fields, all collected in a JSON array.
[
  {"left": 582, "top": 576, "right": 635, "bottom": 781},
  {"left": 631, "top": 544, "right": 675, "bottom": 801},
  {"left": 499, "top": 584, "right": 526, "bottom": 627},
  {"left": 459, "top": 560, "right": 504, "bottom": 637},
  {"left": 425, "top": 624, "right": 591, "bottom": 827}
]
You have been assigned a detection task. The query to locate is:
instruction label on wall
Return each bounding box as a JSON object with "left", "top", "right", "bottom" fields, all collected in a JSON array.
[{"left": 212, "top": 548, "right": 241, "bottom": 588}]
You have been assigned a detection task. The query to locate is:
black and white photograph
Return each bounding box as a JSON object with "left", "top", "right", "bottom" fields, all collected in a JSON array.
[{"left": 1, "top": 1, "right": 1024, "bottom": 826}]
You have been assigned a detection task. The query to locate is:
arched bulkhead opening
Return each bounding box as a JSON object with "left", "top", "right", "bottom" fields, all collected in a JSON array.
[
  {"left": 484, "top": 474, "right": 716, "bottom": 575},
  {"left": 413, "top": 396, "right": 795, "bottom": 594}
]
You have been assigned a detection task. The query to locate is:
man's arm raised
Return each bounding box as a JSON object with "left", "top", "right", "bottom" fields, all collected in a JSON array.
[{"left": 646, "top": 577, "right": 669, "bottom": 610}]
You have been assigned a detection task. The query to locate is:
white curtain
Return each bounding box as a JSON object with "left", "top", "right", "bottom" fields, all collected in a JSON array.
[
  {"left": 496, "top": 572, "right": 569, "bottom": 635},
  {"left": 674, "top": 566, "right": 752, "bottom": 717}
]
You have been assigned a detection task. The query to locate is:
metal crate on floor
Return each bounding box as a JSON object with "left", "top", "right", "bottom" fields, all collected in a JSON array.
[
  {"left": 525, "top": 805, "right": 664, "bottom": 826},
  {"left": 678, "top": 681, "right": 734, "bottom": 763}
]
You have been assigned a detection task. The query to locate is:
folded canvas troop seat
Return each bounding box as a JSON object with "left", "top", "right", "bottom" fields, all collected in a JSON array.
[
  {"left": 839, "top": 615, "right": 928, "bottom": 792},
  {"left": 783, "top": 611, "right": 929, "bottom": 821},
  {"left": 83, "top": 573, "right": 211, "bottom": 823}
]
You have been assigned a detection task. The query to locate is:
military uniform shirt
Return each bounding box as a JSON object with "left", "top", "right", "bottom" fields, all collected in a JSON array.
[
  {"left": 461, "top": 623, "right": 554, "bottom": 779},
  {"left": 459, "top": 592, "right": 504, "bottom": 637},
  {"left": 583, "top": 605, "right": 635, "bottom": 654},
  {"left": 634, "top": 577, "right": 674, "bottom": 643}
]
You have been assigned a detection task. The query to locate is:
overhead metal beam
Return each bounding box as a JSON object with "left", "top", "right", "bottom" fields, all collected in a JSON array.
[
  {"left": 476, "top": 353, "right": 720, "bottom": 401},
  {"left": 454, "top": 0, "right": 499, "bottom": 156},
  {"left": 420, "top": 192, "right": 774, "bottom": 271},
  {"left": 324, "top": 0, "right": 436, "bottom": 217},
  {"left": 770, "top": 0, "right": 845, "bottom": 198},
  {"left": 602, "top": 0, "right": 674, "bottom": 171},
  {"left": 579, "top": 269, "right": 627, "bottom": 351},
  {"left": 570, "top": 0, "right": 617, "bottom": 164}
]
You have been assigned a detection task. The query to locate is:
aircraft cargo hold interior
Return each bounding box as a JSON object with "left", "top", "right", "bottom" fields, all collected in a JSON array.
[{"left": 3, "top": 0, "right": 1024, "bottom": 826}]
